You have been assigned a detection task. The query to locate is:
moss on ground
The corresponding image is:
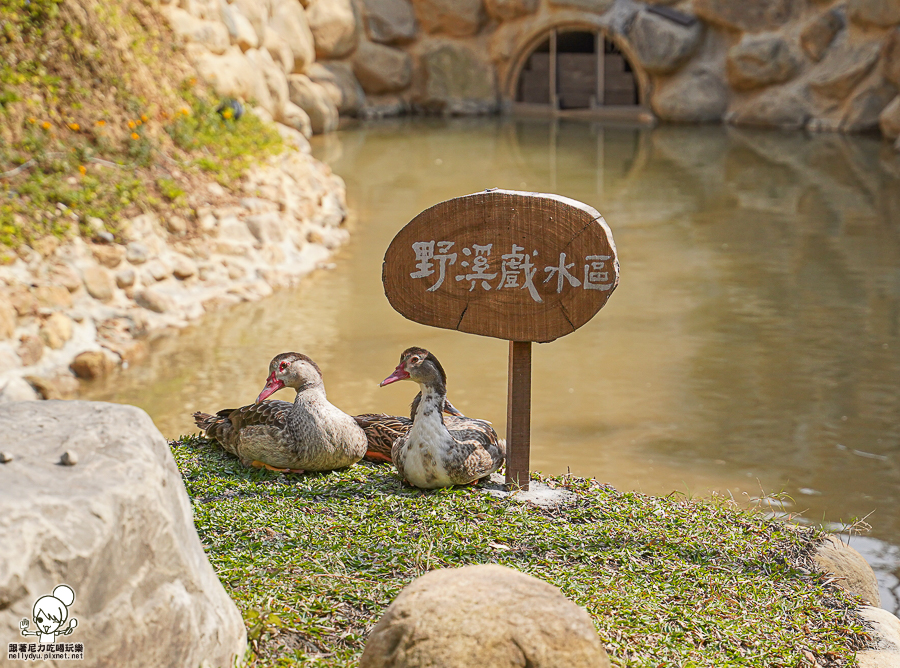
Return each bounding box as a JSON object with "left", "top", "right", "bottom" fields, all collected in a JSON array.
[
  {"left": 0, "top": 0, "right": 284, "bottom": 253},
  {"left": 170, "top": 434, "right": 871, "bottom": 668}
]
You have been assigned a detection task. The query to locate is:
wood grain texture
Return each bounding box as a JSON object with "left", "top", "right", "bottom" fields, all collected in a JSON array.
[
  {"left": 506, "top": 340, "right": 532, "bottom": 490},
  {"left": 383, "top": 189, "right": 618, "bottom": 343}
]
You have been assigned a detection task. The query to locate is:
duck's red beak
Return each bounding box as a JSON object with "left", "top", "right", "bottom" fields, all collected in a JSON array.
[
  {"left": 257, "top": 372, "right": 285, "bottom": 402},
  {"left": 380, "top": 364, "right": 409, "bottom": 387}
]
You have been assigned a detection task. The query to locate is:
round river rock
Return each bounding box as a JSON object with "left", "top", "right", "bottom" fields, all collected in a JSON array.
[{"left": 360, "top": 564, "right": 610, "bottom": 668}]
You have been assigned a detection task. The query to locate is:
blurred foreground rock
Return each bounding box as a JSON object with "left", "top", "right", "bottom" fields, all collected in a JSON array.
[
  {"left": 360, "top": 564, "right": 610, "bottom": 668},
  {"left": 0, "top": 401, "right": 246, "bottom": 668}
]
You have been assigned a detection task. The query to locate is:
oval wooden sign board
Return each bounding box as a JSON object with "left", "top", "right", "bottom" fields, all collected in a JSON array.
[{"left": 383, "top": 189, "right": 618, "bottom": 343}]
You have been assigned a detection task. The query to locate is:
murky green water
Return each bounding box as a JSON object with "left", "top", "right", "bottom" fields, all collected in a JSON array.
[{"left": 86, "top": 118, "right": 900, "bottom": 611}]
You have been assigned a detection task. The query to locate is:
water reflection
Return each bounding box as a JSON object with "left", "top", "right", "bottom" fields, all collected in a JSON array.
[{"left": 85, "top": 117, "right": 900, "bottom": 612}]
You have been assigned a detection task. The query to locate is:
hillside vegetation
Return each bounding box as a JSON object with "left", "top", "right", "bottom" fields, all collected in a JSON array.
[{"left": 0, "top": 0, "right": 283, "bottom": 254}]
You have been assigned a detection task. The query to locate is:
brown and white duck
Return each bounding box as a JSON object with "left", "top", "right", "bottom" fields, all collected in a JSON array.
[
  {"left": 379, "top": 347, "right": 506, "bottom": 488},
  {"left": 354, "top": 395, "right": 463, "bottom": 463},
  {"left": 192, "top": 352, "right": 367, "bottom": 472}
]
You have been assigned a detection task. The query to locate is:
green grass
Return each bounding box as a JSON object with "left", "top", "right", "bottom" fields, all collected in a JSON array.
[{"left": 170, "top": 434, "right": 871, "bottom": 668}]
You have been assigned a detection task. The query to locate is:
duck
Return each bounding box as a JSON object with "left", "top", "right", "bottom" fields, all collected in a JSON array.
[
  {"left": 354, "top": 395, "right": 464, "bottom": 463},
  {"left": 379, "top": 347, "right": 506, "bottom": 488},
  {"left": 192, "top": 352, "right": 367, "bottom": 472}
]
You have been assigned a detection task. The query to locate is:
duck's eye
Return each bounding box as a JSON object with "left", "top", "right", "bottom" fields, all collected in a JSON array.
[
  {"left": 36, "top": 616, "right": 42, "bottom": 623},
  {"left": 410, "top": 356, "right": 420, "bottom": 364}
]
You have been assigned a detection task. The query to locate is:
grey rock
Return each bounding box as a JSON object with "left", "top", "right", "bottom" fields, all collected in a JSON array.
[
  {"left": 126, "top": 242, "right": 150, "bottom": 264},
  {"left": 25, "top": 373, "right": 79, "bottom": 400},
  {"left": 693, "top": 0, "right": 799, "bottom": 31},
  {"left": 413, "top": 0, "right": 485, "bottom": 37},
  {"left": 17, "top": 335, "right": 44, "bottom": 367},
  {"left": 81, "top": 266, "right": 115, "bottom": 303},
  {"left": 727, "top": 87, "right": 811, "bottom": 129},
  {"left": 0, "top": 451, "right": 11, "bottom": 463},
  {"left": 484, "top": 0, "right": 538, "bottom": 21},
  {"left": 548, "top": 0, "right": 614, "bottom": 12},
  {"left": 363, "top": 0, "right": 419, "bottom": 44},
  {"left": 885, "top": 28, "right": 900, "bottom": 88},
  {"left": 0, "top": 401, "right": 246, "bottom": 667},
  {"left": 166, "top": 215, "right": 188, "bottom": 235},
  {"left": 70, "top": 350, "right": 118, "bottom": 380},
  {"left": 135, "top": 288, "right": 176, "bottom": 314},
  {"left": 115, "top": 268, "right": 136, "bottom": 289},
  {"left": 0, "top": 377, "right": 39, "bottom": 403},
  {"left": 306, "top": 0, "right": 357, "bottom": 59},
  {"left": 352, "top": 41, "right": 413, "bottom": 94},
  {"left": 60, "top": 450, "right": 78, "bottom": 466},
  {"left": 652, "top": 68, "right": 728, "bottom": 122},
  {"left": 268, "top": 0, "right": 316, "bottom": 72},
  {"left": 856, "top": 606, "right": 900, "bottom": 667},
  {"left": 360, "top": 564, "right": 609, "bottom": 668},
  {"left": 310, "top": 61, "right": 367, "bottom": 115},
  {"left": 416, "top": 41, "right": 498, "bottom": 115},
  {"left": 800, "top": 9, "right": 844, "bottom": 62},
  {"left": 39, "top": 312, "right": 74, "bottom": 350},
  {"left": 841, "top": 77, "right": 898, "bottom": 132},
  {"left": 172, "top": 255, "right": 198, "bottom": 280},
  {"left": 880, "top": 94, "right": 900, "bottom": 139},
  {"left": 245, "top": 212, "right": 287, "bottom": 245},
  {"left": 287, "top": 74, "right": 340, "bottom": 134},
  {"left": 848, "top": 0, "right": 900, "bottom": 27},
  {"left": 629, "top": 8, "right": 703, "bottom": 75},
  {"left": 809, "top": 36, "right": 881, "bottom": 100},
  {"left": 726, "top": 33, "right": 800, "bottom": 90}
]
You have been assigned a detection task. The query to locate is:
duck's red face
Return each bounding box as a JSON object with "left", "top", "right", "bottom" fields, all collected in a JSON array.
[
  {"left": 379, "top": 363, "right": 409, "bottom": 387},
  {"left": 257, "top": 359, "right": 289, "bottom": 402}
]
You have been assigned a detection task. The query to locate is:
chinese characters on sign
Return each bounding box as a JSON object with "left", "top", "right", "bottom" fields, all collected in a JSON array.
[{"left": 408, "top": 240, "right": 614, "bottom": 303}]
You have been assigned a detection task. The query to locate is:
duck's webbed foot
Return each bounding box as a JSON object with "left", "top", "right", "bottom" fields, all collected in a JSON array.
[{"left": 250, "top": 460, "right": 305, "bottom": 474}]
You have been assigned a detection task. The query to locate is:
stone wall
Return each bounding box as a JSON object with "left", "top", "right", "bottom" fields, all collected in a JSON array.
[
  {"left": 0, "top": 122, "right": 349, "bottom": 401},
  {"left": 169, "top": 0, "right": 900, "bottom": 148}
]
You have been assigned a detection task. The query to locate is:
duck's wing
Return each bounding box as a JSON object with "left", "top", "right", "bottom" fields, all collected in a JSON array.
[
  {"left": 192, "top": 400, "right": 293, "bottom": 454},
  {"left": 354, "top": 413, "right": 412, "bottom": 463},
  {"left": 445, "top": 417, "right": 506, "bottom": 481}
]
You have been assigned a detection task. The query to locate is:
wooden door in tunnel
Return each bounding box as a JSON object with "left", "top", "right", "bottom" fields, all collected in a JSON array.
[{"left": 516, "top": 30, "right": 638, "bottom": 109}]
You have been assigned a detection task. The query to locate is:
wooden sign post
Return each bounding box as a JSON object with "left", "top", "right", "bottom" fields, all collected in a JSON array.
[{"left": 382, "top": 189, "right": 618, "bottom": 490}]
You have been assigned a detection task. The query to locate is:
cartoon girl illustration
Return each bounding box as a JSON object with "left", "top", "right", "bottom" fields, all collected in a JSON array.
[{"left": 19, "top": 584, "right": 78, "bottom": 643}]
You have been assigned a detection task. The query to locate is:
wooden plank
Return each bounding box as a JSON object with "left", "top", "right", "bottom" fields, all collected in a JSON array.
[
  {"left": 382, "top": 189, "right": 619, "bottom": 343},
  {"left": 506, "top": 340, "right": 532, "bottom": 490}
]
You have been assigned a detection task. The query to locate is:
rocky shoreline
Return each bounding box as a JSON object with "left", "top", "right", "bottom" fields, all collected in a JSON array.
[{"left": 0, "top": 123, "right": 348, "bottom": 402}]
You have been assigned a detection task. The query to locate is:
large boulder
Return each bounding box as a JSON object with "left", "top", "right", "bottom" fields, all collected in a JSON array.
[
  {"left": 628, "top": 8, "right": 703, "bottom": 75},
  {"left": 163, "top": 6, "right": 231, "bottom": 54},
  {"left": 307, "top": 0, "right": 358, "bottom": 59},
  {"left": 485, "top": 0, "right": 538, "bottom": 21},
  {"left": 231, "top": 0, "right": 267, "bottom": 47},
  {"left": 263, "top": 27, "right": 296, "bottom": 74},
  {"left": 800, "top": 8, "right": 844, "bottom": 63},
  {"left": 191, "top": 45, "right": 269, "bottom": 106},
  {"left": 848, "top": 0, "right": 900, "bottom": 27},
  {"left": 885, "top": 28, "right": 900, "bottom": 88},
  {"left": 288, "top": 73, "right": 341, "bottom": 133},
  {"left": 359, "top": 564, "right": 609, "bottom": 668},
  {"left": 693, "top": 0, "right": 799, "bottom": 32},
  {"left": 841, "top": 76, "right": 898, "bottom": 132},
  {"left": 352, "top": 41, "right": 413, "bottom": 94},
  {"left": 808, "top": 35, "right": 882, "bottom": 100},
  {"left": 857, "top": 606, "right": 900, "bottom": 667},
  {"left": 363, "top": 0, "right": 419, "bottom": 44},
  {"left": 412, "top": 0, "right": 485, "bottom": 37},
  {"left": 652, "top": 68, "right": 728, "bottom": 122},
  {"left": 310, "top": 61, "right": 367, "bottom": 114},
  {"left": 268, "top": 0, "right": 316, "bottom": 73},
  {"left": 246, "top": 47, "right": 291, "bottom": 117},
  {"left": 0, "top": 401, "right": 246, "bottom": 667},
  {"left": 814, "top": 535, "right": 880, "bottom": 606},
  {"left": 880, "top": 94, "right": 900, "bottom": 138},
  {"left": 416, "top": 40, "right": 497, "bottom": 114},
  {"left": 727, "top": 86, "right": 811, "bottom": 129},
  {"left": 726, "top": 33, "right": 800, "bottom": 90}
]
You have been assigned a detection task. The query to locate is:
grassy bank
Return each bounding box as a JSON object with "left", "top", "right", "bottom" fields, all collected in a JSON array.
[
  {"left": 170, "top": 434, "right": 870, "bottom": 667},
  {"left": 0, "top": 0, "right": 284, "bottom": 253}
]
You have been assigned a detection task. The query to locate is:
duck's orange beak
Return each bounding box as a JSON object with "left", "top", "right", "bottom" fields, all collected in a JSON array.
[
  {"left": 257, "top": 372, "right": 285, "bottom": 402},
  {"left": 380, "top": 364, "right": 409, "bottom": 387}
]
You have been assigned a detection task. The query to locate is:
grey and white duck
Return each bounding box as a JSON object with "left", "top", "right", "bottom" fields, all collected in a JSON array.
[
  {"left": 379, "top": 347, "right": 506, "bottom": 488},
  {"left": 193, "top": 352, "right": 367, "bottom": 472}
]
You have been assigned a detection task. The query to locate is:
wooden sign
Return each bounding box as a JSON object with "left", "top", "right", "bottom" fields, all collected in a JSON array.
[{"left": 382, "top": 189, "right": 619, "bottom": 489}]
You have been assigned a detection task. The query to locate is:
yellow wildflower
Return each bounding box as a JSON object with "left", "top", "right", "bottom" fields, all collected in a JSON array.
[
  {"left": 127, "top": 120, "right": 136, "bottom": 129},
  {"left": 68, "top": 123, "right": 80, "bottom": 131},
  {"left": 41, "top": 121, "right": 50, "bottom": 130},
  {"left": 28, "top": 117, "right": 36, "bottom": 124},
  {"left": 131, "top": 132, "right": 140, "bottom": 140},
  {"left": 140, "top": 114, "right": 148, "bottom": 122},
  {"left": 96, "top": 120, "right": 106, "bottom": 127},
  {"left": 222, "top": 108, "right": 233, "bottom": 120},
  {"left": 136, "top": 119, "right": 142, "bottom": 126},
  {"left": 78, "top": 165, "right": 86, "bottom": 175}
]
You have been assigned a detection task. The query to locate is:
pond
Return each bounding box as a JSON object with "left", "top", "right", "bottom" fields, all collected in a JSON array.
[{"left": 85, "top": 117, "right": 900, "bottom": 613}]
